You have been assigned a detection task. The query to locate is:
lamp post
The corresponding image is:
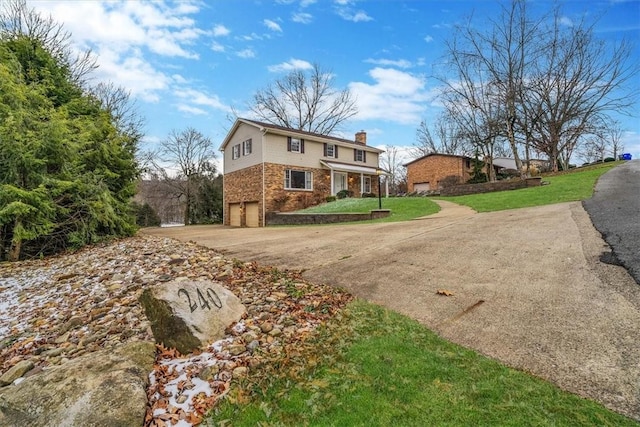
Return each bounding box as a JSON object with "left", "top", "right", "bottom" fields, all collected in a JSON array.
[{"left": 376, "top": 169, "right": 382, "bottom": 210}]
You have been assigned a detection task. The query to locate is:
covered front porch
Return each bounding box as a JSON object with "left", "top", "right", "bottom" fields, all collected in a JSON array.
[{"left": 320, "top": 160, "right": 390, "bottom": 197}]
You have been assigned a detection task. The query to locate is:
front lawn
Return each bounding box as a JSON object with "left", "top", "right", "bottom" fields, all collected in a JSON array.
[
  {"left": 300, "top": 196, "right": 440, "bottom": 222},
  {"left": 212, "top": 300, "right": 637, "bottom": 426},
  {"left": 298, "top": 162, "right": 619, "bottom": 221},
  {"left": 438, "top": 162, "right": 619, "bottom": 212}
]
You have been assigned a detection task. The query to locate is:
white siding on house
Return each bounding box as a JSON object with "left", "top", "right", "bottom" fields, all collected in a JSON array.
[
  {"left": 262, "top": 133, "right": 322, "bottom": 168},
  {"left": 262, "top": 133, "right": 380, "bottom": 169},
  {"left": 223, "top": 123, "right": 263, "bottom": 174}
]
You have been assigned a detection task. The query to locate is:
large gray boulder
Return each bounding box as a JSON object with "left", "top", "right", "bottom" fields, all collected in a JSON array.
[
  {"left": 139, "top": 280, "right": 246, "bottom": 354},
  {"left": 0, "top": 341, "right": 155, "bottom": 427}
]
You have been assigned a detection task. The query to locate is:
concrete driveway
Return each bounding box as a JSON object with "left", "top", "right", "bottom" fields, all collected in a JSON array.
[{"left": 145, "top": 200, "right": 640, "bottom": 420}]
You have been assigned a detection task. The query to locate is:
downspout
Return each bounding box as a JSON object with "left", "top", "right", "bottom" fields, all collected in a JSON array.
[
  {"left": 360, "top": 173, "right": 364, "bottom": 195},
  {"left": 260, "top": 127, "right": 267, "bottom": 226},
  {"left": 220, "top": 148, "right": 226, "bottom": 225}
]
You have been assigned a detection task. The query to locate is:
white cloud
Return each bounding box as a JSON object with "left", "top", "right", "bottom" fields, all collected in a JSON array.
[
  {"left": 171, "top": 74, "right": 189, "bottom": 84},
  {"left": 424, "top": 35, "right": 434, "bottom": 43},
  {"left": 292, "top": 12, "right": 313, "bottom": 24},
  {"left": 237, "top": 49, "right": 256, "bottom": 58},
  {"left": 211, "top": 41, "right": 225, "bottom": 52},
  {"left": 28, "top": 0, "right": 206, "bottom": 103},
  {"left": 365, "top": 58, "right": 412, "bottom": 68},
  {"left": 349, "top": 68, "right": 429, "bottom": 124},
  {"left": 213, "top": 24, "right": 231, "bottom": 37},
  {"left": 268, "top": 58, "right": 313, "bottom": 72},
  {"left": 559, "top": 16, "right": 574, "bottom": 27},
  {"left": 264, "top": 19, "right": 283, "bottom": 32},
  {"left": 174, "top": 88, "right": 231, "bottom": 113},
  {"left": 351, "top": 11, "right": 373, "bottom": 22},
  {"left": 301, "top": 0, "right": 317, "bottom": 6},
  {"left": 177, "top": 104, "right": 208, "bottom": 115},
  {"left": 94, "top": 48, "right": 171, "bottom": 103},
  {"left": 334, "top": 1, "right": 373, "bottom": 22}
]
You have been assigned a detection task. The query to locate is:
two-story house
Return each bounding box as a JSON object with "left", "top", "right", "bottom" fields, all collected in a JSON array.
[{"left": 220, "top": 118, "right": 385, "bottom": 227}]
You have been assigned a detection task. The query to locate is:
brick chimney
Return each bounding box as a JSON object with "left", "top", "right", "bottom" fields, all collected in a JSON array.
[{"left": 355, "top": 130, "right": 367, "bottom": 144}]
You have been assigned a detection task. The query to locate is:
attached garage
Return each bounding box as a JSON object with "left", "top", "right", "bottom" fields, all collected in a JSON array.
[
  {"left": 229, "top": 203, "right": 241, "bottom": 227},
  {"left": 245, "top": 202, "right": 260, "bottom": 227},
  {"left": 414, "top": 182, "right": 430, "bottom": 192}
]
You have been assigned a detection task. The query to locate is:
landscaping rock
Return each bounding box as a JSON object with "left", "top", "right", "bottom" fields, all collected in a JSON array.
[
  {"left": 0, "top": 361, "right": 34, "bottom": 387},
  {"left": 0, "top": 341, "right": 155, "bottom": 427},
  {"left": 139, "top": 280, "right": 245, "bottom": 354}
]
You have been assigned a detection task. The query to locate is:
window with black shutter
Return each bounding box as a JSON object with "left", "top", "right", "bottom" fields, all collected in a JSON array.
[{"left": 288, "top": 137, "right": 304, "bottom": 153}]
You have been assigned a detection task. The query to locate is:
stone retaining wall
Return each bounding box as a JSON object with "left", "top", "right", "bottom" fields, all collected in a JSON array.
[
  {"left": 440, "top": 177, "right": 542, "bottom": 196},
  {"left": 266, "top": 209, "right": 391, "bottom": 226}
]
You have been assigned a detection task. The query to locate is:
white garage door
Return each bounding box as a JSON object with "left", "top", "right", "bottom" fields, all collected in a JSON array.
[
  {"left": 245, "top": 202, "right": 260, "bottom": 228},
  {"left": 414, "top": 182, "right": 430, "bottom": 192},
  {"left": 229, "top": 203, "right": 241, "bottom": 227}
]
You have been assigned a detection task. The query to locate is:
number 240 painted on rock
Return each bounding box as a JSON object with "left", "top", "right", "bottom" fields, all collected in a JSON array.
[{"left": 177, "top": 287, "right": 223, "bottom": 313}]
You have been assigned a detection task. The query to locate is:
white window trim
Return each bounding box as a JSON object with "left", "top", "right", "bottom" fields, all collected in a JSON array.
[
  {"left": 355, "top": 149, "right": 364, "bottom": 162},
  {"left": 290, "top": 138, "right": 302, "bottom": 153},
  {"left": 242, "top": 138, "right": 252, "bottom": 156},
  {"left": 326, "top": 143, "right": 335, "bottom": 158},
  {"left": 232, "top": 144, "right": 241, "bottom": 160},
  {"left": 285, "top": 169, "right": 313, "bottom": 191}
]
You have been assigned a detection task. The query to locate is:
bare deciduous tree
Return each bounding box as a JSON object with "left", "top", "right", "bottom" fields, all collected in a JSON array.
[
  {"left": 440, "top": 0, "right": 544, "bottom": 175},
  {"left": 606, "top": 120, "right": 625, "bottom": 160},
  {"left": 249, "top": 63, "right": 357, "bottom": 135},
  {"left": 91, "top": 82, "right": 145, "bottom": 147},
  {"left": 380, "top": 145, "right": 405, "bottom": 195},
  {"left": 525, "top": 9, "right": 637, "bottom": 171},
  {"left": 411, "top": 113, "right": 470, "bottom": 158},
  {"left": 155, "top": 128, "right": 218, "bottom": 225},
  {"left": 439, "top": 0, "right": 637, "bottom": 172}
]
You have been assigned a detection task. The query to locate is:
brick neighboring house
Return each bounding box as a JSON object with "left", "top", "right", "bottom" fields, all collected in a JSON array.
[
  {"left": 404, "top": 153, "right": 478, "bottom": 192},
  {"left": 220, "top": 118, "right": 386, "bottom": 227}
]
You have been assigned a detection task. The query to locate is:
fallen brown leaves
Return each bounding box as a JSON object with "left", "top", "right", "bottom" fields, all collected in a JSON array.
[
  {"left": 1, "top": 235, "right": 353, "bottom": 427},
  {"left": 143, "top": 251, "right": 353, "bottom": 426}
]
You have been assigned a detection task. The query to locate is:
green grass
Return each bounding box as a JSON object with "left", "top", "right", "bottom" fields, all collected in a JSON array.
[
  {"left": 296, "top": 162, "right": 619, "bottom": 222},
  {"left": 212, "top": 300, "right": 637, "bottom": 426},
  {"left": 300, "top": 196, "right": 440, "bottom": 222},
  {"left": 438, "top": 162, "right": 619, "bottom": 212}
]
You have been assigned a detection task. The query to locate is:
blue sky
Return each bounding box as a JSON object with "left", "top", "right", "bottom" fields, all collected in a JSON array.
[{"left": 29, "top": 0, "right": 640, "bottom": 166}]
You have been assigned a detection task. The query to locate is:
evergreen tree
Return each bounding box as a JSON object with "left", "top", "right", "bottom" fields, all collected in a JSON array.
[{"left": 0, "top": 4, "right": 141, "bottom": 261}]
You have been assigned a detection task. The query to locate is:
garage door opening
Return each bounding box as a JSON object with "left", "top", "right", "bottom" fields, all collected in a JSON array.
[
  {"left": 229, "top": 203, "right": 241, "bottom": 227},
  {"left": 414, "top": 182, "right": 430, "bottom": 192},
  {"left": 245, "top": 202, "right": 259, "bottom": 227}
]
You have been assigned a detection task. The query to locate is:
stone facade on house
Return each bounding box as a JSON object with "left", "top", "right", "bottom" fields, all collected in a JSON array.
[
  {"left": 223, "top": 163, "right": 263, "bottom": 227},
  {"left": 220, "top": 119, "right": 387, "bottom": 227},
  {"left": 405, "top": 154, "right": 474, "bottom": 192},
  {"left": 263, "top": 163, "right": 331, "bottom": 213}
]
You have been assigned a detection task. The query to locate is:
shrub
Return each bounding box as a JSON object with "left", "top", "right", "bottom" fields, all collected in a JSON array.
[
  {"left": 362, "top": 192, "right": 376, "bottom": 198},
  {"left": 440, "top": 175, "right": 461, "bottom": 188},
  {"left": 131, "top": 202, "right": 161, "bottom": 227},
  {"left": 325, "top": 196, "right": 337, "bottom": 203},
  {"left": 336, "top": 189, "right": 352, "bottom": 199},
  {"left": 604, "top": 157, "right": 615, "bottom": 162},
  {"left": 467, "top": 173, "right": 488, "bottom": 184}
]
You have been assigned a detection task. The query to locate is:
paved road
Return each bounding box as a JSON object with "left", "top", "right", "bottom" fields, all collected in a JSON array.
[
  {"left": 583, "top": 160, "right": 640, "bottom": 285},
  {"left": 145, "top": 198, "right": 640, "bottom": 420}
]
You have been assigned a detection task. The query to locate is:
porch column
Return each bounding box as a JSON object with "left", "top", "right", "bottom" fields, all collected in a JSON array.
[{"left": 329, "top": 170, "right": 334, "bottom": 196}]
